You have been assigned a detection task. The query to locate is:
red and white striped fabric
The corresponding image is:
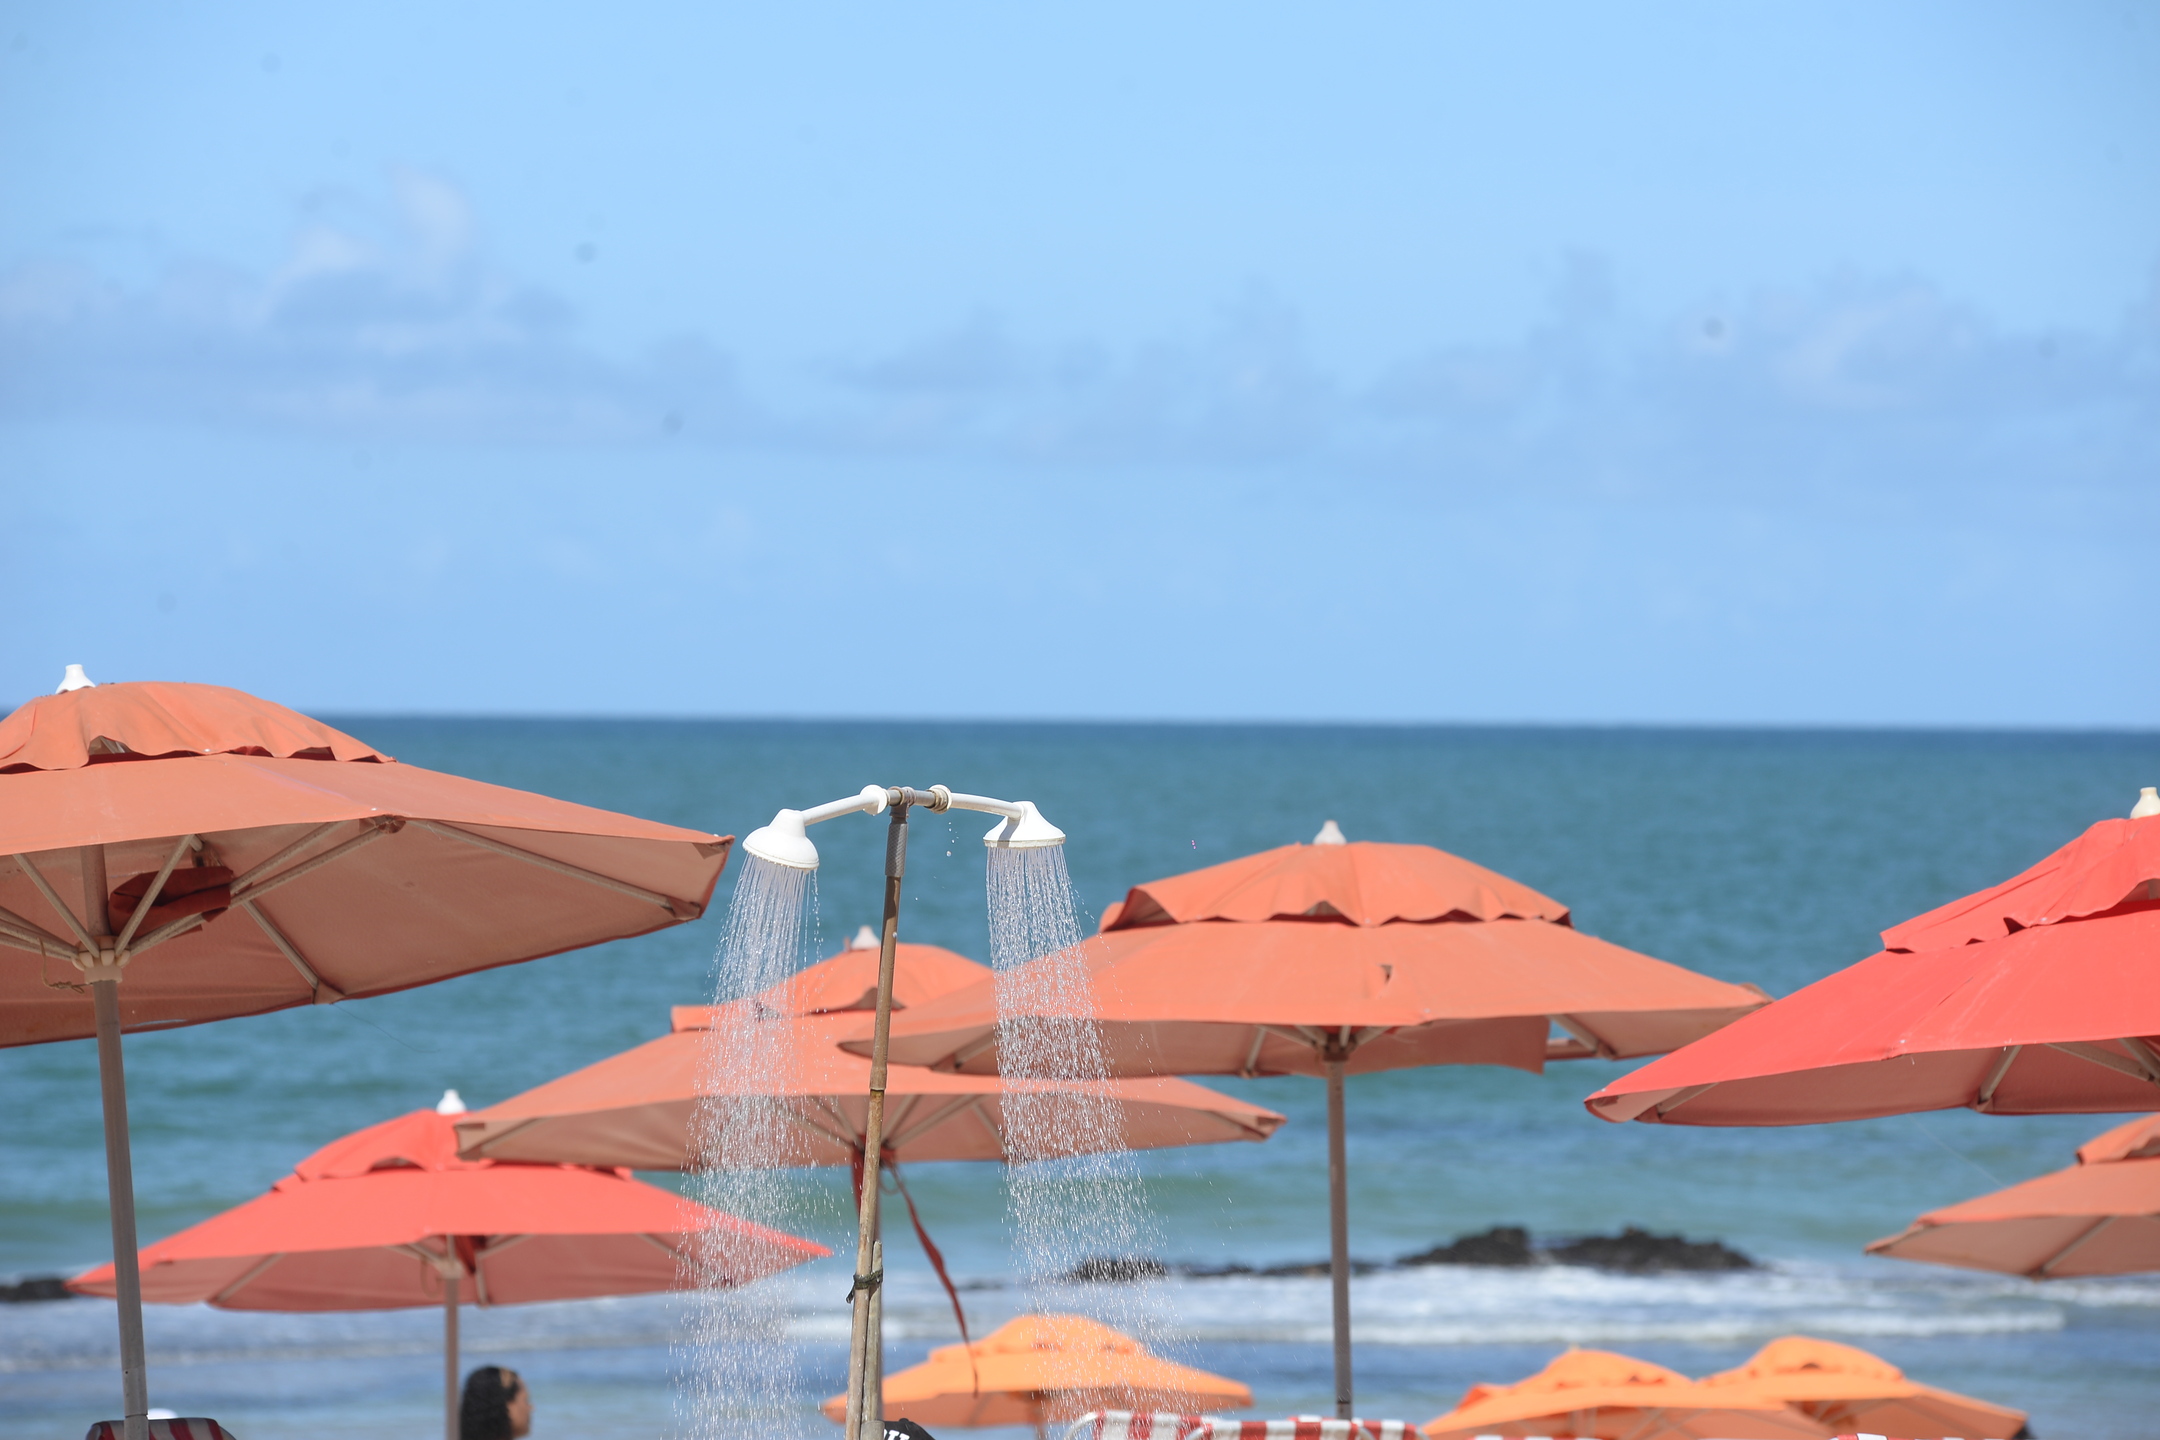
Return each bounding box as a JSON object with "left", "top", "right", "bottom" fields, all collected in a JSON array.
[
  {"left": 85, "top": 1421, "right": 237, "bottom": 1440},
  {"left": 1067, "top": 1412, "right": 1414, "bottom": 1440}
]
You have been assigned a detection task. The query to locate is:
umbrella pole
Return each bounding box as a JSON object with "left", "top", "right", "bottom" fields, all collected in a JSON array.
[
  {"left": 82, "top": 839, "right": 151, "bottom": 1440},
  {"left": 844, "top": 799, "right": 910, "bottom": 1440},
  {"left": 92, "top": 979, "right": 151, "bottom": 1440},
  {"left": 444, "top": 1266, "right": 459, "bottom": 1440},
  {"left": 1324, "top": 1057, "right": 1353, "bottom": 1419}
]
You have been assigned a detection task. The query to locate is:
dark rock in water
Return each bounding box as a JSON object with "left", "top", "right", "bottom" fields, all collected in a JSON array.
[
  {"left": 1068, "top": 1225, "right": 1752, "bottom": 1285},
  {"left": 1061, "top": 1256, "right": 1171, "bottom": 1283},
  {"left": 1177, "top": 1261, "right": 1256, "bottom": 1279},
  {"left": 1543, "top": 1226, "right": 1756, "bottom": 1273},
  {"left": 1253, "top": 1258, "right": 1384, "bottom": 1278},
  {"left": 1, "top": 1275, "right": 75, "bottom": 1303},
  {"left": 1397, "top": 1226, "right": 1534, "bottom": 1267}
]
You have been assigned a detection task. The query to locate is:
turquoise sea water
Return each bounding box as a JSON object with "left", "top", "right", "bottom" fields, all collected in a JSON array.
[{"left": 4, "top": 721, "right": 2157, "bottom": 1438}]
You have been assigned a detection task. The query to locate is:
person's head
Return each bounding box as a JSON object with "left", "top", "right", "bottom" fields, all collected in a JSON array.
[{"left": 460, "top": 1366, "right": 532, "bottom": 1440}]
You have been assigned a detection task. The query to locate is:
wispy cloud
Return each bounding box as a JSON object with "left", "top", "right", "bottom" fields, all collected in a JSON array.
[{"left": 3, "top": 173, "right": 2153, "bottom": 513}]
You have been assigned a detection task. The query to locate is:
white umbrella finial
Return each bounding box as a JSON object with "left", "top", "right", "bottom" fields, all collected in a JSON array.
[
  {"left": 2133, "top": 787, "right": 2160, "bottom": 820},
  {"left": 56, "top": 664, "right": 95, "bottom": 693},
  {"left": 849, "top": 925, "right": 880, "bottom": 951},
  {"left": 1313, "top": 820, "right": 1347, "bottom": 846},
  {"left": 435, "top": 1089, "right": 467, "bottom": 1115}
]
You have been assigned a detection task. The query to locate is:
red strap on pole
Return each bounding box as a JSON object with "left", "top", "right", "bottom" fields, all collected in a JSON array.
[{"left": 888, "top": 1159, "right": 979, "bottom": 1395}]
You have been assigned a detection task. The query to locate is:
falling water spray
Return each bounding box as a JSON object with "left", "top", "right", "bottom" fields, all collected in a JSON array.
[
  {"left": 677, "top": 854, "right": 819, "bottom": 1440},
  {"left": 985, "top": 841, "right": 1176, "bottom": 1411}
]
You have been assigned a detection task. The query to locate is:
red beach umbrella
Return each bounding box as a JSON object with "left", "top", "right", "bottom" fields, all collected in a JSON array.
[
  {"left": 0, "top": 673, "right": 733, "bottom": 1439},
  {"left": 865, "top": 828, "right": 1768, "bottom": 1417},
  {"left": 1866, "top": 1113, "right": 2160, "bottom": 1278},
  {"left": 70, "top": 1107, "right": 825, "bottom": 1439},
  {"left": 1586, "top": 794, "right": 2160, "bottom": 1128}
]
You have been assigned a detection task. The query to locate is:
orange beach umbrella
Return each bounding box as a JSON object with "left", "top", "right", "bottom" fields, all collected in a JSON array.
[
  {"left": 820, "top": 1313, "right": 1253, "bottom": 1431},
  {"left": 0, "top": 675, "right": 732, "bottom": 1438},
  {"left": 456, "top": 939, "right": 1285, "bottom": 1171},
  {"left": 71, "top": 1107, "right": 824, "bottom": 1439},
  {"left": 867, "top": 829, "right": 1767, "bottom": 1415},
  {"left": 1867, "top": 1112, "right": 2160, "bottom": 1278},
  {"left": 1696, "top": 1336, "right": 2027, "bottom": 1440},
  {"left": 457, "top": 937, "right": 1283, "bottom": 1412},
  {"left": 1586, "top": 794, "right": 2160, "bottom": 1128},
  {"left": 1421, "top": 1348, "right": 1829, "bottom": 1440}
]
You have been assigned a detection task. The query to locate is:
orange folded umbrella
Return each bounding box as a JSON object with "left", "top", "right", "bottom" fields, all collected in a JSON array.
[
  {"left": 1586, "top": 797, "right": 2160, "bottom": 1128},
  {"left": 819, "top": 1313, "right": 1252, "bottom": 1431},
  {"left": 456, "top": 940, "right": 1285, "bottom": 1171},
  {"left": 71, "top": 1107, "right": 824, "bottom": 1439},
  {"left": 0, "top": 675, "right": 732, "bottom": 1440},
  {"left": 1867, "top": 1113, "right": 2160, "bottom": 1278},
  {"left": 865, "top": 830, "right": 1766, "bottom": 1416},
  {"left": 1421, "top": 1348, "right": 1829, "bottom": 1440},
  {"left": 1696, "top": 1336, "right": 2027, "bottom": 1440}
]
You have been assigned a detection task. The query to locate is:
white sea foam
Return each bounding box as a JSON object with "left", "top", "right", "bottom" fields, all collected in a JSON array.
[{"left": 5, "top": 1259, "right": 2143, "bottom": 1377}]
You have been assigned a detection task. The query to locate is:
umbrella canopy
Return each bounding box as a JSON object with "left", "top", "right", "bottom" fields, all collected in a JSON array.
[
  {"left": 1420, "top": 1348, "right": 1830, "bottom": 1440},
  {"left": 454, "top": 941, "right": 1286, "bottom": 1169},
  {"left": 862, "top": 831, "right": 1765, "bottom": 1420},
  {"left": 1586, "top": 804, "right": 2160, "bottom": 1127},
  {"left": 1867, "top": 1113, "right": 2160, "bottom": 1278},
  {"left": 819, "top": 1313, "right": 1253, "bottom": 1430},
  {"left": 870, "top": 840, "right": 1767, "bottom": 1078},
  {"left": 2, "top": 675, "right": 732, "bottom": 1440},
  {"left": 70, "top": 1106, "right": 824, "bottom": 1440},
  {"left": 1881, "top": 803, "right": 2160, "bottom": 952},
  {"left": 1696, "top": 1336, "right": 2027, "bottom": 1440},
  {"left": 68, "top": 1107, "right": 825, "bottom": 1308},
  {"left": 1, "top": 682, "right": 732, "bottom": 1044}
]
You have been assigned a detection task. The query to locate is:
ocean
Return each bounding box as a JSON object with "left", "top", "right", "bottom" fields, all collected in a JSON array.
[{"left": 4, "top": 721, "right": 2156, "bottom": 1438}]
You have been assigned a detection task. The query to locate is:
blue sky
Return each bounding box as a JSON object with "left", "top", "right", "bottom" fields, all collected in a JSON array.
[{"left": 3, "top": 2, "right": 2155, "bottom": 724}]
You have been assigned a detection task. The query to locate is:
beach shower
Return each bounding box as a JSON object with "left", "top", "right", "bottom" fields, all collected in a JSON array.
[{"left": 740, "top": 784, "right": 1067, "bottom": 1440}]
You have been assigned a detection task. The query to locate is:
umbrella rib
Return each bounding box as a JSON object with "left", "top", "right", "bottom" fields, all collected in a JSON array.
[
  {"left": 240, "top": 898, "right": 346, "bottom": 1003},
  {"left": 121, "top": 909, "right": 210, "bottom": 959},
  {"left": 944, "top": 1030, "right": 1002, "bottom": 1072},
  {"left": 226, "top": 821, "right": 345, "bottom": 894},
  {"left": 0, "top": 919, "right": 68, "bottom": 958},
  {"left": 111, "top": 834, "right": 196, "bottom": 953},
  {"left": 968, "top": 1098, "right": 1011, "bottom": 1159},
  {"left": 12, "top": 853, "right": 96, "bottom": 952},
  {"left": 410, "top": 819, "right": 694, "bottom": 915},
  {"left": 782, "top": 1102, "right": 863, "bottom": 1156},
  {"left": 1550, "top": 1013, "right": 1616, "bottom": 1060},
  {"left": 807, "top": 1093, "right": 862, "bottom": 1141},
  {"left": 230, "top": 822, "right": 396, "bottom": 906},
  {"left": 209, "top": 1252, "right": 286, "bottom": 1304},
  {"left": 1654, "top": 1082, "right": 1716, "bottom": 1117},
  {"left": 0, "top": 901, "right": 71, "bottom": 951},
  {"left": 1975, "top": 1045, "right": 2023, "bottom": 1109},
  {"left": 1239, "top": 1026, "right": 1267, "bottom": 1077},
  {"left": 2048, "top": 1041, "right": 2160, "bottom": 1087},
  {"left": 2036, "top": 1215, "right": 2115, "bottom": 1277},
  {"left": 885, "top": 1096, "right": 981, "bottom": 1150}
]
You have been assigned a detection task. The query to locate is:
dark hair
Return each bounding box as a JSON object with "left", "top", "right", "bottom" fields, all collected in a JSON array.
[{"left": 460, "top": 1366, "right": 522, "bottom": 1440}]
